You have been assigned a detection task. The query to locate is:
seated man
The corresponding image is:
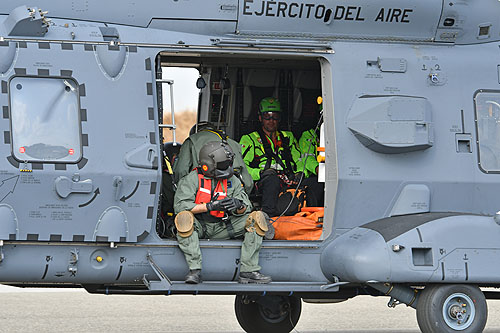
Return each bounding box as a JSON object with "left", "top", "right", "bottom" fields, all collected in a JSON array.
[
  {"left": 173, "top": 123, "right": 253, "bottom": 194},
  {"left": 239, "top": 97, "right": 304, "bottom": 216},
  {"left": 173, "top": 141, "right": 271, "bottom": 284}
]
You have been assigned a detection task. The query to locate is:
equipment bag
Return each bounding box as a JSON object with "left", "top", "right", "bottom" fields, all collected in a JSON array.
[
  {"left": 276, "top": 187, "right": 307, "bottom": 216},
  {"left": 272, "top": 208, "right": 323, "bottom": 240}
]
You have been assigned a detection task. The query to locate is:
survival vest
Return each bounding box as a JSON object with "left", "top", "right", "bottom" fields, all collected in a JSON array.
[{"left": 194, "top": 172, "right": 227, "bottom": 218}]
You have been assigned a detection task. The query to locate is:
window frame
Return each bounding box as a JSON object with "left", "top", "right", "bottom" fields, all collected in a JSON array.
[
  {"left": 8, "top": 75, "right": 84, "bottom": 164},
  {"left": 474, "top": 89, "right": 500, "bottom": 174}
]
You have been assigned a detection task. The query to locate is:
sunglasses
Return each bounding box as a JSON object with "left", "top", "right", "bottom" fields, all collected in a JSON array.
[{"left": 261, "top": 113, "right": 280, "bottom": 121}]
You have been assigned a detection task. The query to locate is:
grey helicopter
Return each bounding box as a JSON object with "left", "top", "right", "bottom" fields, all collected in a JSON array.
[{"left": 0, "top": 1, "right": 499, "bottom": 332}]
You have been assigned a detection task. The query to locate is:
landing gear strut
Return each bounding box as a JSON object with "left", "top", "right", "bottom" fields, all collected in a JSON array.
[{"left": 234, "top": 295, "right": 301, "bottom": 333}]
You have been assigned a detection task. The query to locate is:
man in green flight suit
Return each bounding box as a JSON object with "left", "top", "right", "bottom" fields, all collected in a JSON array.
[
  {"left": 174, "top": 141, "right": 271, "bottom": 284},
  {"left": 299, "top": 127, "right": 325, "bottom": 207},
  {"left": 239, "top": 97, "right": 304, "bottom": 216},
  {"left": 173, "top": 123, "right": 254, "bottom": 194},
  {"left": 299, "top": 128, "right": 319, "bottom": 177}
]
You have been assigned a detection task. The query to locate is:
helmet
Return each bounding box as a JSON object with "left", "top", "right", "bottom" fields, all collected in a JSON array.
[
  {"left": 259, "top": 97, "right": 281, "bottom": 113},
  {"left": 199, "top": 141, "right": 234, "bottom": 179}
]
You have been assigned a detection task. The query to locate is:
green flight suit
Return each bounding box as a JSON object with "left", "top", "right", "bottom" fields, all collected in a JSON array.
[
  {"left": 174, "top": 170, "right": 262, "bottom": 272},
  {"left": 299, "top": 128, "right": 319, "bottom": 178},
  {"left": 173, "top": 129, "right": 254, "bottom": 194},
  {"left": 239, "top": 130, "right": 303, "bottom": 180}
]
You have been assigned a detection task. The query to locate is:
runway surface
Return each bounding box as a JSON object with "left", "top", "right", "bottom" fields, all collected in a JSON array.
[{"left": 1, "top": 285, "right": 500, "bottom": 332}]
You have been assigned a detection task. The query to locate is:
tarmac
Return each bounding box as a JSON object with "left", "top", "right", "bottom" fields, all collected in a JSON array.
[{"left": 1, "top": 285, "right": 500, "bottom": 332}]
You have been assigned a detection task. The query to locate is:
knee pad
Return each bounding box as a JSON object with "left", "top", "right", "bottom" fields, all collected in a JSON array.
[
  {"left": 245, "top": 211, "right": 268, "bottom": 237},
  {"left": 175, "top": 211, "right": 194, "bottom": 237}
]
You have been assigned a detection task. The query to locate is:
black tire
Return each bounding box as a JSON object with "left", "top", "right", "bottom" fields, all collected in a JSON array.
[
  {"left": 234, "top": 295, "right": 301, "bottom": 333},
  {"left": 416, "top": 284, "right": 487, "bottom": 333}
]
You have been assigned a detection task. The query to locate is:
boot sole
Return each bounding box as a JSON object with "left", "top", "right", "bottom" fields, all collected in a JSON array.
[{"left": 238, "top": 277, "right": 272, "bottom": 284}]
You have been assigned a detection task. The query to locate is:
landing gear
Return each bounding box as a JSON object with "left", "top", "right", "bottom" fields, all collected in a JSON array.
[
  {"left": 234, "top": 295, "right": 301, "bottom": 333},
  {"left": 416, "top": 284, "right": 487, "bottom": 333}
]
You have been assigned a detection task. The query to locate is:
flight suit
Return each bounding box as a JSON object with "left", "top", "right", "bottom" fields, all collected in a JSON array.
[
  {"left": 174, "top": 170, "right": 262, "bottom": 272},
  {"left": 173, "top": 129, "right": 254, "bottom": 194}
]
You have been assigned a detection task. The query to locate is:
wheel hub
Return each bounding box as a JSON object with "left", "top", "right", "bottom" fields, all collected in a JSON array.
[{"left": 442, "top": 293, "right": 476, "bottom": 330}]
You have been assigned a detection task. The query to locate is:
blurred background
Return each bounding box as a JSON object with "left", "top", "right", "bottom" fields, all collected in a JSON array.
[{"left": 161, "top": 67, "right": 198, "bottom": 143}]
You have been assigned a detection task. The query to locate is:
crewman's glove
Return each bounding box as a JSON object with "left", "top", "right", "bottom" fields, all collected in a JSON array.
[
  {"left": 206, "top": 199, "right": 225, "bottom": 212},
  {"left": 219, "top": 198, "right": 244, "bottom": 212}
]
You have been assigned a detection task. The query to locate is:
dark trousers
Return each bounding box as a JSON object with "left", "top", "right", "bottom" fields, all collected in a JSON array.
[
  {"left": 257, "top": 173, "right": 281, "bottom": 217},
  {"left": 301, "top": 176, "right": 325, "bottom": 207}
]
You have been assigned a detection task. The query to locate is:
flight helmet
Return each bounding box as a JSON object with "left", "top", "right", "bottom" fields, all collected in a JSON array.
[{"left": 199, "top": 141, "right": 234, "bottom": 179}]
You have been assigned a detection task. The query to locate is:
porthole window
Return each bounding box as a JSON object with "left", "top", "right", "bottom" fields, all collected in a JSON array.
[
  {"left": 9, "top": 76, "right": 82, "bottom": 163},
  {"left": 475, "top": 91, "right": 500, "bottom": 172}
]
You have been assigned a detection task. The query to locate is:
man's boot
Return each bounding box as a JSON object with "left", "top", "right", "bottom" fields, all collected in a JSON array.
[
  {"left": 239, "top": 271, "right": 272, "bottom": 284},
  {"left": 185, "top": 269, "right": 201, "bottom": 284}
]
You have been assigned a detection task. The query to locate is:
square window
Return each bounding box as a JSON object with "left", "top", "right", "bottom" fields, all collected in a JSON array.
[
  {"left": 475, "top": 91, "right": 500, "bottom": 172},
  {"left": 9, "top": 76, "right": 82, "bottom": 163}
]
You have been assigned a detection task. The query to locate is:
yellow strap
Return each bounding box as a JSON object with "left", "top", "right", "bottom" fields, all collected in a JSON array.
[
  {"left": 164, "top": 157, "right": 173, "bottom": 174},
  {"left": 204, "top": 129, "right": 224, "bottom": 140}
]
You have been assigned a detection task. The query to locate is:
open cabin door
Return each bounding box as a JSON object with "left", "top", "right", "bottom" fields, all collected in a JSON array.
[{"left": 0, "top": 42, "right": 161, "bottom": 243}]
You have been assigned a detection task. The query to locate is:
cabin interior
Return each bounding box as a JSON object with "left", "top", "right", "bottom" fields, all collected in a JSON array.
[{"left": 154, "top": 51, "right": 327, "bottom": 240}]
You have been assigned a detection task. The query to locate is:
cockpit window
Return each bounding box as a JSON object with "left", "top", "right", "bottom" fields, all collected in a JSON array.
[
  {"left": 9, "top": 76, "right": 82, "bottom": 163},
  {"left": 475, "top": 91, "right": 500, "bottom": 172}
]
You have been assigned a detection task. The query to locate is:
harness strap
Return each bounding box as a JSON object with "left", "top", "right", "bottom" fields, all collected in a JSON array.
[
  {"left": 222, "top": 216, "right": 236, "bottom": 239},
  {"left": 256, "top": 129, "right": 294, "bottom": 175},
  {"left": 203, "top": 128, "right": 228, "bottom": 144}
]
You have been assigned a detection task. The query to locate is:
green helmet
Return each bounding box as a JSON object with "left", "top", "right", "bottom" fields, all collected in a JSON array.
[{"left": 259, "top": 97, "right": 281, "bottom": 113}]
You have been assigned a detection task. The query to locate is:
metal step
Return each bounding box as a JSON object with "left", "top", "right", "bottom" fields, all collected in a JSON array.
[{"left": 167, "top": 280, "right": 338, "bottom": 293}]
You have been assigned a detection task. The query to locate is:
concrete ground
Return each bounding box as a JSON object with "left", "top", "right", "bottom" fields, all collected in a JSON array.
[{"left": 1, "top": 285, "right": 500, "bottom": 332}]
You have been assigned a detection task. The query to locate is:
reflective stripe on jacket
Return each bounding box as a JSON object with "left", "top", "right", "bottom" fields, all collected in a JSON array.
[{"left": 240, "top": 130, "right": 303, "bottom": 181}]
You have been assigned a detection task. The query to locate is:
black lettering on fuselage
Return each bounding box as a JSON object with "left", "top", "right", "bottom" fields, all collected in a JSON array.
[
  {"left": 266, "top": 1, "right": 276, "bottom": 16},
  {"left": 241, "top": 1, "right": 370, "bottom": 22},
  {"left": 289, "top": 2, "right": 299, "bottom": 17},
  {"left": 389, "top": 8, "right": 401, "bottom": 22},
  {"left": 255, "top": 0, "right": 265, "bottom": 16},
  {"left": 345, "top": 6, "right": 355, "bottom": 20},
  {"left": 334, "top": 6, "right": 345, "bottom": 20},
  {"left": 346, "top": 6, "right": 364, "bottom": 21},
  {"left": 305, "top": 3, "right": 314, "bottom": 18},
  {"left": 375, "top": 8, "right": 412, "bottom": 23},
  {"left": 277, "top": 2, "right": 287, "bottom": 17},
  {"left": 401, "top": 9, "right": 412, "bottom": 23},
  {"left": 334, "top": 5, "right": 364, "bottom": 21},
  {"left": 243, "top": 0, "right": 253, "bottom": 15},
  {"left": 315, "top": 5, "right": 325, "bottom": 19}
]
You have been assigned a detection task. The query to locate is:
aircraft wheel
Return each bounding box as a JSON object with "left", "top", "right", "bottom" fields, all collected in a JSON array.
[
  {"left": 416, "top": 284, "right": 487, "bottom": 333},
  {"left": 234, "top": 295, "right": 301, "bottom": 333}
]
